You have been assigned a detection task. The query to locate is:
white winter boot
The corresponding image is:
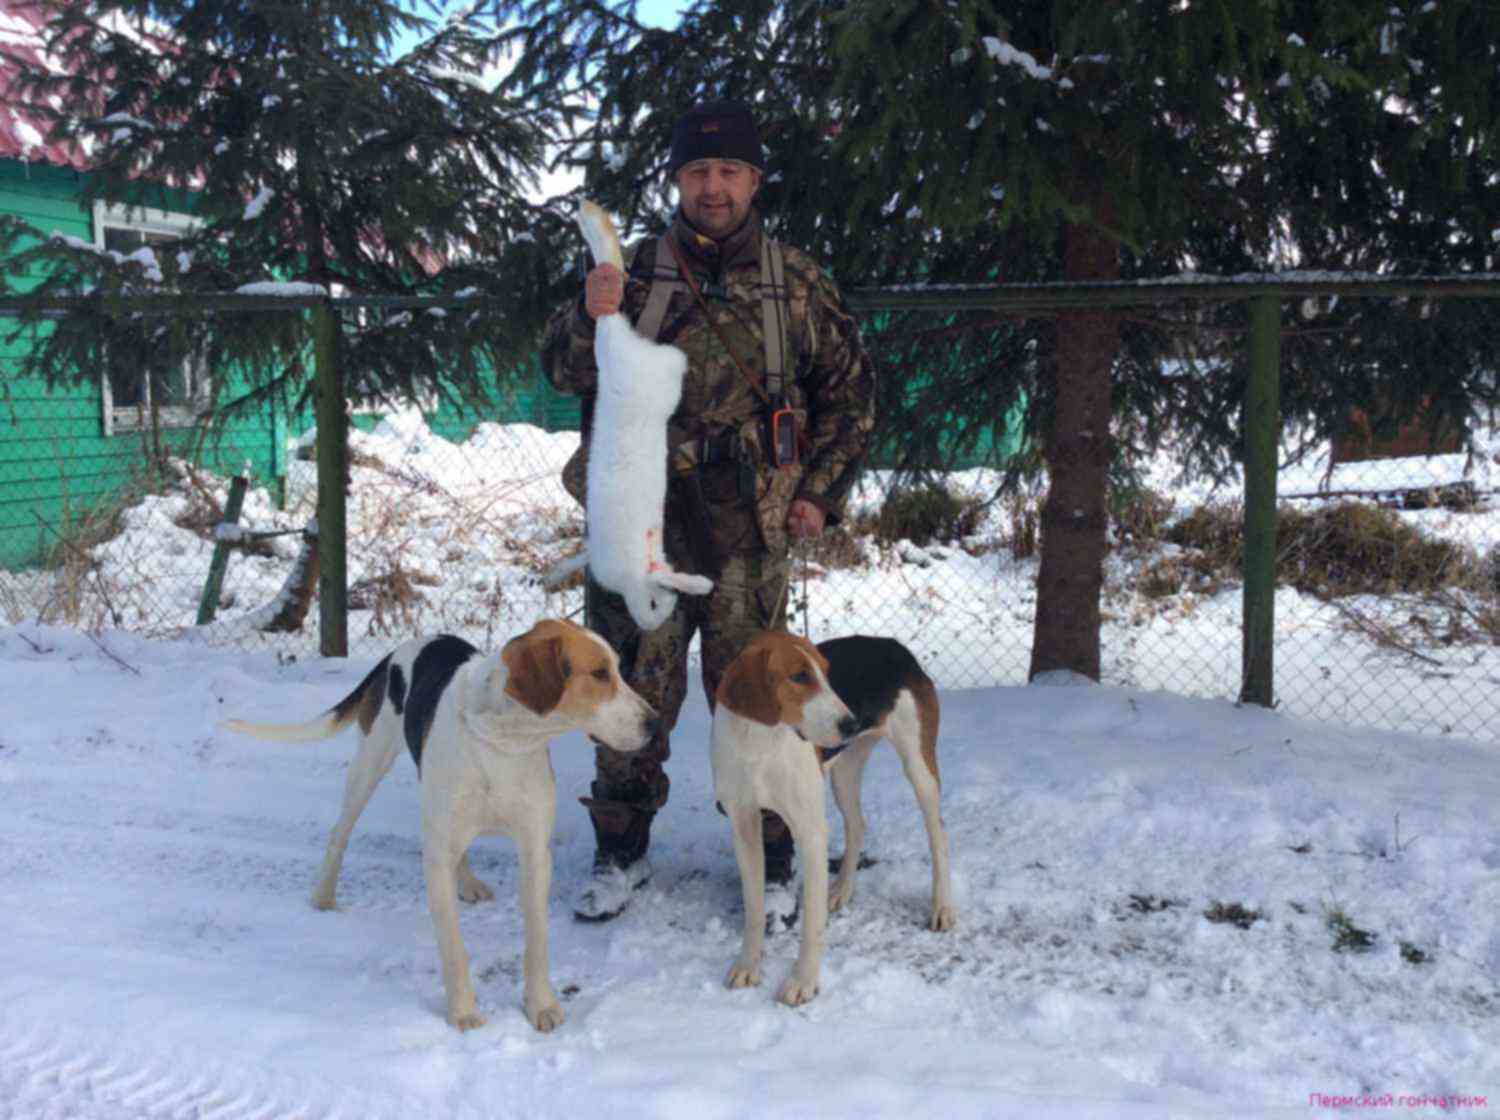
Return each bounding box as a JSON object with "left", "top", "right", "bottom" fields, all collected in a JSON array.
[{"left": 573, "top": 856, "right": 652, "bottom": 922}]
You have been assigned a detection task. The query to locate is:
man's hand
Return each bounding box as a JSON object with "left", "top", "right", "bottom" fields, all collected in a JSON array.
[
  {"left": 584, "top": 264, "right": 624, "bottom": 320},
  {"left": 786, "top": 499, "right": 825, "bottom": 539}
]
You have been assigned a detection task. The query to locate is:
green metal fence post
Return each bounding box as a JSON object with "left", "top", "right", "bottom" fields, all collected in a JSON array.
[
  {"left": 313, "top": 300, "right": 348, "bottom": 658},
  {"left": 1240, "top": 293, "right": 1281, "bottom": 708}
]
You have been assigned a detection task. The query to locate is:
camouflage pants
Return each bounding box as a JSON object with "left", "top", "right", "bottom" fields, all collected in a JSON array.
[{"left": 582, "top": 548, "right": 796, "bottom": 878}]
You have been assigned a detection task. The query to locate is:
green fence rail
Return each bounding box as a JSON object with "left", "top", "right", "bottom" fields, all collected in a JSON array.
[{"left": 3, "top": 275, "right": 1499, "bottom": 744}]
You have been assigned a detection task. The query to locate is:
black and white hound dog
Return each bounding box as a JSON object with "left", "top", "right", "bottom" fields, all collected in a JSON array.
[{"left": 223, "top": 619, "right": 659, "bottom": 1032}]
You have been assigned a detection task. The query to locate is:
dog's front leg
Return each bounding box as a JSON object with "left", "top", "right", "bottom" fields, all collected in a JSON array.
[
  {"left": 516, "top": 819, "right": 564, "bottom": 1032},
  {"left": 725, "top": 804, "right": 766, "bottom": 990},
  {"left": 779, "top": 805, "right": 829, "bottom": 1007},
  {"left": 423, "top": 833, "right": 484, "bottom": 1031}
]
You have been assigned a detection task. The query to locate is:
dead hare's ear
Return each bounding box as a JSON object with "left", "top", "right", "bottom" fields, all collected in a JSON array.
[
  {"left": 503, "top": 631, "right": 567, "bottom": 715},
  {"left": 718, "top": 645, "right": 779, "bottom": 727}
]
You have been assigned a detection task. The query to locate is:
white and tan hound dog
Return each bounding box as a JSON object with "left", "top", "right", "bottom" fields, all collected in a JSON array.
[
  {"left": 711, "top": 632, "right": 954, "bottom": 1006},
  {"left": 223, "top": 619, "right": 658, "bottom": 1033}
]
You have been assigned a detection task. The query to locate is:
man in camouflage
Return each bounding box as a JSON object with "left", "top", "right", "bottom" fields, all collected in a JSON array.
[{"left": 540, "top": 100, "right": 875, "bottom": 923}]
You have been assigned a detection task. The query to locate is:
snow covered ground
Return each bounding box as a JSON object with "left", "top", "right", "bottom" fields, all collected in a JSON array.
[
  {"left": 4, "top": 412, "right": 1500, "bottom": 1116},
  {"left": 2, "top": 622, "right": 1497, "bottom": 1118},
  {"left": 4, "top": 409, "right": 1500, "bottom": 741}
]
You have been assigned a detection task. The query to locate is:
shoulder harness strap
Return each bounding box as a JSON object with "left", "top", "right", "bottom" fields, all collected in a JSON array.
[
  {"left": 636, "top": 232, "right": 793, "bottom": 401},
  {"left": 635, "top": 236, "right": 684, "bottom": 342},
  {"left": 761, "top": 237, "right": 789, "bottom": 400}
]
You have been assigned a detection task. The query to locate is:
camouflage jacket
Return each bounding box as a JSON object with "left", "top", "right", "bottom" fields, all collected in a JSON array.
[{"left": 540, "top": 208, "right": 875, "bottom": 559}]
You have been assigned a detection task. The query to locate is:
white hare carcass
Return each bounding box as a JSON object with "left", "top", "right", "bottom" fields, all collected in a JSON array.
[{"left": 570, "top": 200, "right": 713, "bottom": 630}]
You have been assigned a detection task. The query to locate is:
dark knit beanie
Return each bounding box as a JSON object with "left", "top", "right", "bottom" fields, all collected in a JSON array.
[{"left": 667, "top": 100, "right": 765, "bottom": 176}]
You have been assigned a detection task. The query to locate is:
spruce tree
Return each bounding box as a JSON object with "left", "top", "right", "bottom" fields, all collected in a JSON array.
[
  {"left": 0, "top": 0, "right": 577, "bottom": 654},
  {"left": 0, "top": 0, "right": 571, "bottom": 421},
  {"left": 499, "top": 0, "right": 1500, "bottom": 682}
]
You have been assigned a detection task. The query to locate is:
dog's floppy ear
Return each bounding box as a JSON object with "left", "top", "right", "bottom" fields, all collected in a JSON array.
[
  {"left": 502, "top": 627, "right": 570, "bottom": 715},
  {"left": 717, "top": 644, "right": 780, "bottom": 727}
]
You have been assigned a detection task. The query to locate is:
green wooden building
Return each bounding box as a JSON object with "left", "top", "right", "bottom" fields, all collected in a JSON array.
[
  {"left": 0, "top": 5, "right": 583, "bottom": 571},
  {"left": 0, "top": 153, "right": 582, "bottom": 572}
]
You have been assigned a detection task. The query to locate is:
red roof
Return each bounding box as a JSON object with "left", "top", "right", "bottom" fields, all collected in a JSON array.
[
  {"left": 0, "top": 2, "right": 176, "bottom": 171},
  {"left": 0, "top": 4, "right": 444, "bottom": 274},
  {"left": 0, "top": 2, "right": 93, "bottom": 169}
]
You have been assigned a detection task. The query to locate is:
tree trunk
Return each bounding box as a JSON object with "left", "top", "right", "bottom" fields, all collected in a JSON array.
[
  {"left": 294, "top": 88, "right": 348, "bottom": 659},
  {"left": 312, "top": 301, "right": 348, "bottom": 657},
  {"left": 1028, "top": 215, "right": 1120, "bottom": 682},
  {"left": 258, "top": 523, "right": 321, "bottom": 633}
]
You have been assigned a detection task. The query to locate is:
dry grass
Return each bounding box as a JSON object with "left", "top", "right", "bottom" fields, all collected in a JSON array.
[
  {"left": 13, "top": 435, "right": 1498, "bottom": 685},
  {"left": 1112, "top": 491, "right": 1498, "bottom": 658},
  {"left": 1111, "top": 487, "right": 1178, "bottom": 549},
  {"left": 799, "top": 524, "right": 866, "bottom": 570},
  {"left": 853, "top": 483, "right": 988, "bottom": 548},
  {"left": 1134, "top": 550, "right": 1224, "bottom": 601},
  {"left": 1005, "top": 493, "right": 1038, "bottom": 560},
  {"left": 27, "top": 480, "right": 155, "bottom": 630},
  {"left": 1203, "top": 901, "right": 1262, "bottom": 930},
  {"left": 1164, "top": 499, "right": 1485, "bottom": 599}
]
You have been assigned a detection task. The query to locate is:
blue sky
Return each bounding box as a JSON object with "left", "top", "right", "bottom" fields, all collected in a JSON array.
[
  {"left": 635, "top": 0, "right": 691, "bottom": 28},
  {"left": 391, "top": 0, "right": 689, "bottom": 54}
]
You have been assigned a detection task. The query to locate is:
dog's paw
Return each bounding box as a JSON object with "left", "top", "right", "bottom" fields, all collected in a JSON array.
[
  {"left": 457, "top": 876, "right": 494, "bottom": 904},
  {"left": 449, "top": 1009, "right": 488, "bottom": 1032},
  {"left": 776, "top": 974, "right": 820, "bottom": 1007},
  {"left": 929, "top": 904, "right": 957, "bottom": 932},
  {"left": 528, "top": 1002, "right": 565, "bottom": 1033},
  {"left": 828, "top": 880, "right": 855, "bottom": 914},
  {"left": 310, "top": 891, "right": 338, "bottom": 911},
  {"left": 725, "top": 961, "right": 762, "bottom": 990}
]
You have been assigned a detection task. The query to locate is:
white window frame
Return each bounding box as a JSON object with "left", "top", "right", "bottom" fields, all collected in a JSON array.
[{"left": 94, "top": 200, "right": 208, "bottom": 435}]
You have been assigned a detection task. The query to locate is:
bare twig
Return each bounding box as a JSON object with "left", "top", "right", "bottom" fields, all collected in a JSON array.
[
  {"left": 83, "top": 630, "right": 142, "bottom": 676},
  {"left": 1393, "top": 811, "right": 1422, "bottom": 856},
  {"left": 1326, "top": 597, "right": 1445, "bottom": 667},
  {"left": 1437, "top": 588, "right": 1500, "bottom": 643},
  {"left": 32, "top": 512, "right": 123, "bottom": 628}
]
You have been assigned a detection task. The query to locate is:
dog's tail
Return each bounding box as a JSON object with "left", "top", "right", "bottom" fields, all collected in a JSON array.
[{"left": 221, "top": 655, "right": 389, "bottom": 744}]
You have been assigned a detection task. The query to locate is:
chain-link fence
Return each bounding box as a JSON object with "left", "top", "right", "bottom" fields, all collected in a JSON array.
[{"left": 2, "top": 282, "right": 1498, "bottom": 744}]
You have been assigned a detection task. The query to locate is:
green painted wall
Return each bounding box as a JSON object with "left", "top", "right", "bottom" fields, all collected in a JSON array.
[
  {"left": 0, "top": 157, "right": 584, "bottom": 573},
  {"left": 0, "top": 160, "right": 282, "bottom": 570},
  {"left": 863, "top": 310, "right": 1027, "bottom": 472},
  {"left": 426, "top": 360, "right": 581, "bottom": 445}
]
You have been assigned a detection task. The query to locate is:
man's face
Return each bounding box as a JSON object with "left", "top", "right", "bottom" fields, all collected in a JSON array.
[{"left": 676, "top": 158, "right": 761, "bottom": 239}]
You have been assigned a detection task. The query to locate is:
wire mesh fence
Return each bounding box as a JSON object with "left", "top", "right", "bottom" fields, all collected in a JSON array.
[{"left": 2, "top": 285, "right": 1498, "bottom": 744}]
